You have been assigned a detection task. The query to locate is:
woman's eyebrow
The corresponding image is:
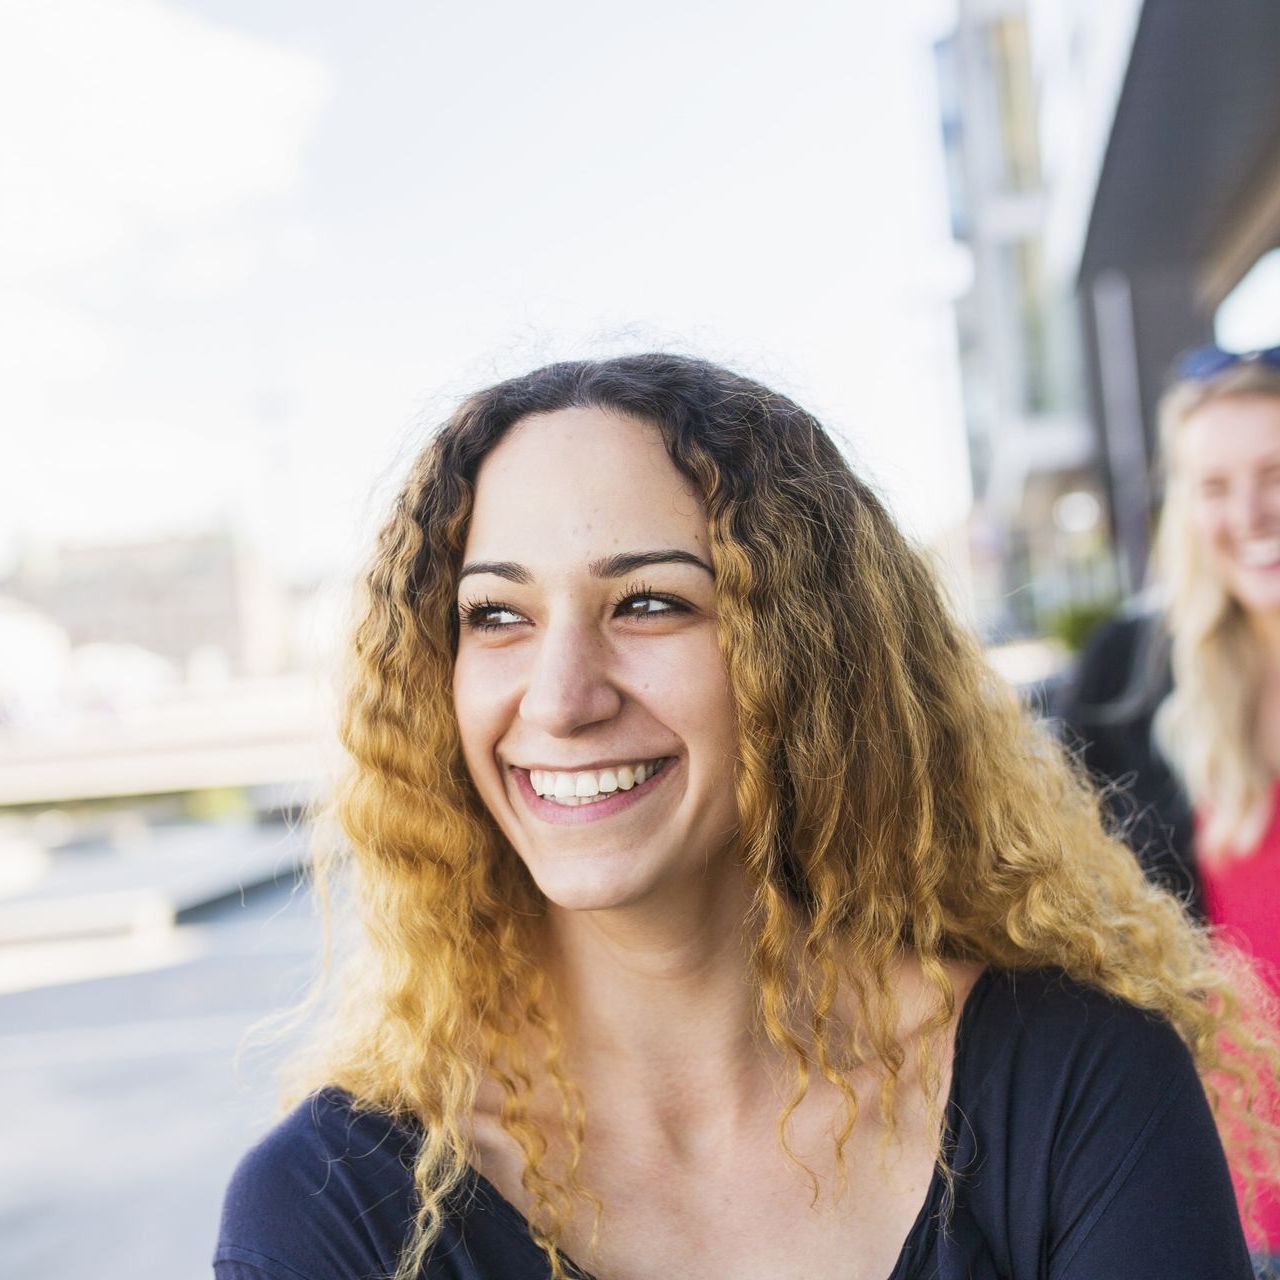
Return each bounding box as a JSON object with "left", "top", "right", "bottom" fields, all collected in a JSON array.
[
  {"left": 458, "top": 560, "right": 533, "bottom": 584},
  {"left": 590, "top": 549, "right": 714, "bottom": 578},
  {"left": 458, "top": 549, "right": 713, "bottom": 583}
]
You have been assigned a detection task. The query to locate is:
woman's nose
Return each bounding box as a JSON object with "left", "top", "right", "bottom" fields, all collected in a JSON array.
[{"left": 518, "top": 621, "right": 622, "bottom": 736}]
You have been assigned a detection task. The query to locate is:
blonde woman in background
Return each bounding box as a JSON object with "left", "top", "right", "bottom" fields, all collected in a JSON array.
[
  {"left": 1061, "top": 344, "right": 1280, "bottom": 1270},
  {"left": 1157, "top": 346, "right": 1280, "bottom": 1266},
  {"left": 217, "top": 354, "right": 1278, "bottom": 1280}
]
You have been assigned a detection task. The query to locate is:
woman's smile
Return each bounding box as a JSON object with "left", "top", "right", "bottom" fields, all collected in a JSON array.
[{"left": 509, "top": 755, "right": 679, "bottom": 825}]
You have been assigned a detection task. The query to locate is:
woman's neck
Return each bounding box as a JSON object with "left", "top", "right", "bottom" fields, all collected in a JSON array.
[
  {"left": 541, "top": 864, "right": 779, "bottom": 1139},
  {"left": 1248, "top": 608, "right": 1280, "bottom": 670}
]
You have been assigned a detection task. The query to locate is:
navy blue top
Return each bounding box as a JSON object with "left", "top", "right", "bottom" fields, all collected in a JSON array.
[{"left": 214, "top": 968, "right": 1253, "bottom": 1279}]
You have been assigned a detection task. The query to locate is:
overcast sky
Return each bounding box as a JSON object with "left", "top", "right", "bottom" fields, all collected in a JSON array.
[{"left": 1, "top": 0, "right": 967, "bottom": 583}]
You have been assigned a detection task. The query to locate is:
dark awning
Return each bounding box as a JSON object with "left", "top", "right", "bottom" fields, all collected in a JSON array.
[{"left": 1081, "top": 0, "right": 1280, "bottom": 278}]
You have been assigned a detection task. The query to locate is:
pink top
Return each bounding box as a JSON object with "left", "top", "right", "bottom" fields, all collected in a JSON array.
[
  {"left": 1200, "top": 793, "right": 1280, "bottom": 998},
  {"left": 1198, "top": 791, "right": 1280, "bottom": 1249}
]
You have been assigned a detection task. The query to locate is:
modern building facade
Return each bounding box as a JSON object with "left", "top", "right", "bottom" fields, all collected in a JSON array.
[
  {"left": 936, "top": 0, "right": 1111, "bottom": 638},
  {"left": 1050, "top": 0, "right": 1280, "bottom": 588}
]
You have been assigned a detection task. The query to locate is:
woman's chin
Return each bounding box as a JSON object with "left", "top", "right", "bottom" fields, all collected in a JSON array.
[
  {"left": 527, "top": 857, "right": 659, "bottom": 915},
  {"left": 535, "top": 876, "right": 647, "bottom": 914},
  {"left": 1231, "top": 579, "right": 1280, "bottom": 619},
  {"left": 519, "top": 849, "right": 634, "bottom": 911}
]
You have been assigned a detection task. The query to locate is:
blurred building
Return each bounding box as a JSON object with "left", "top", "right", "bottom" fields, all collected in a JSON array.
[
  {"left": 1037, "top": 0, "right": 1280, "bottom": 588},
  {"left": 935, "top": 0, "right": 1112, "bottom": 639},
  {"left": 0, "top": 595, "right": 71, "bottom": 728},
  {"left": 2, "top": 530, "right": 289, "bottom": 680},
  {"left": 0, "top": 534, "right": 340, "bottom": 803}
]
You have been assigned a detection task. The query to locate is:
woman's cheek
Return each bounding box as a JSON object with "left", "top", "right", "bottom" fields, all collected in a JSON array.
[{"left": 452, "top": 650, "right": 508, "bottom": 766}]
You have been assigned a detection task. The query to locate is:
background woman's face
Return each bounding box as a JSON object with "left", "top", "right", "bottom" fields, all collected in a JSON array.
[
  {"left": 1183, "top": 394, "right": 1280, "bottom": 619},
  {"left": 452, "top": 407, "right": 740, "bottom": 913}
]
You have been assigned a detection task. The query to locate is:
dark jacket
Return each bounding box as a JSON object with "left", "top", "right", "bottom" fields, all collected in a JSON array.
[{"left": 1053, "top": 612, "right": 1203, "bottom": 918}]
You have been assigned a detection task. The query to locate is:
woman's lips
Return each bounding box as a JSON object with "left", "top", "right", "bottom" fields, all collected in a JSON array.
[
  {"left": 1232, "top": 537, "right": 1280, "bottom": 570},
  {"left": 510, "top": 757, "right": 677, "bottom": 825}
]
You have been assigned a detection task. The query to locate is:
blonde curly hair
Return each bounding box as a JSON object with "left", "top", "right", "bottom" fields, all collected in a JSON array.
[{"left": 285, "top": 354, "right": 1280, "bottom": 1278}]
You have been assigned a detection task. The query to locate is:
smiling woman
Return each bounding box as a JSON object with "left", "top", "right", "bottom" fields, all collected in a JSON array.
[{"left": 216, "top": 354, "right": 1280, "bottom": 1280}]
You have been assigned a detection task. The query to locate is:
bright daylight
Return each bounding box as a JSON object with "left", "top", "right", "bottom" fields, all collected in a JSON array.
[{"left": 3, "top": 1, "right": 1280, "bottom": 1277}]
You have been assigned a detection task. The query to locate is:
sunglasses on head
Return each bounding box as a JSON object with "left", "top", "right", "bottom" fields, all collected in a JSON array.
[{"left": 1174, "top": 343, "right": 1280, "bottom": 380}]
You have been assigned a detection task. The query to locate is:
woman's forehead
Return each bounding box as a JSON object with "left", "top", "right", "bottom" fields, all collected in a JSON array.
[
  {"left": 1181, "top": 395, "right": 1280, "bottom": 471},
  {"left": 464, "top": 407, "right": 708, "bottom": 559}
]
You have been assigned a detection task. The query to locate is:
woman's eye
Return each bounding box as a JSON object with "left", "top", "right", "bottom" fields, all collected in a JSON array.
[
  {"left": 615, "top": 593, "right": 685, "bottom": 619},
  {"left": 460, "top": 602, "right": 525, "bottom": 631}
]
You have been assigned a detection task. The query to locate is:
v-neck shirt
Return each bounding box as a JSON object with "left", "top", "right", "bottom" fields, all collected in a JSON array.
[{"left": 214, "top": 967, "right": 1252, "bottom": 1279}]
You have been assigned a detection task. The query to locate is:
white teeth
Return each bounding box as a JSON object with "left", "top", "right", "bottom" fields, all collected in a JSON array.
[
  {"left": 1238, "top": 539, "right": 1280, "bottom": 567},
  {"left": 527, "top": 758, "right": 665, "bottom": 803}
]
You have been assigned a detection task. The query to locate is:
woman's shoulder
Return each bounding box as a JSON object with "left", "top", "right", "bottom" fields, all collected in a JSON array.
[
  {"left": 215, "top": 1088, "right": 421, "bottom": 1280},
  {"left": 960, "top": 965, "right": 1193, "bottom": 1085},
  {"left": 944, "top": 969, "right": 1249, "bottom": 1275},
  {"left": 222, "top": 1086, "right": 421, "bottom": 1200},
  {"left": 954, "top": 966, "right": 1207, "bottom": 1179},
  {"left": 1060, "top": 610, "right": 1164, "bottom": 708}
]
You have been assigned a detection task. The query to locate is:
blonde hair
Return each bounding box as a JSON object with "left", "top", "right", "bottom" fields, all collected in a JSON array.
[
  {"left": 286, "top": 355, "right": 1280, "bottom": 1277},
  {"left": 1153, "top": 359, "right": 1280, "bottom": 859}
]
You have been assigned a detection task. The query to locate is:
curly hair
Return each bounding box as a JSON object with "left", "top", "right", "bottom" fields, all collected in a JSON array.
[
  {"left": 285, "top": 353, "right": 1280, "bottom": 1278},
  {"left": 1153, "top": 360, "right": 1280, "bottom": 860}
]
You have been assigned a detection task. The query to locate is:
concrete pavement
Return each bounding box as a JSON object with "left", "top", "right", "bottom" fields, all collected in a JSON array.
[
  {"left": 0, "top": 816, "right": 312, "bottom": 996},
  {"left": 0, "top": 877, "right": 322, "bottom": 1280}
]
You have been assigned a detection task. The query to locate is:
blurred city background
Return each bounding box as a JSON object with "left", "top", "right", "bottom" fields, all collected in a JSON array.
[{"left": 3, "top": 0, "right": 1280, "bottom": 1275}]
